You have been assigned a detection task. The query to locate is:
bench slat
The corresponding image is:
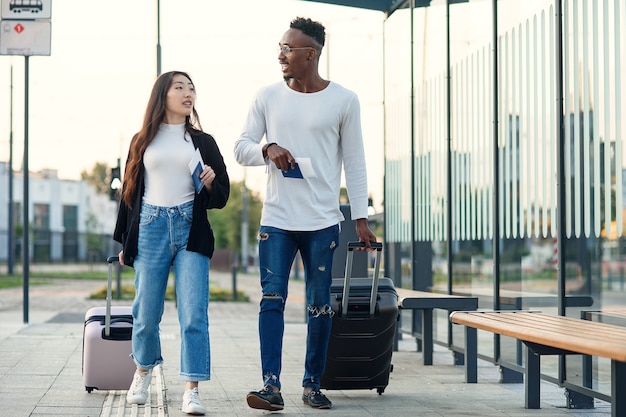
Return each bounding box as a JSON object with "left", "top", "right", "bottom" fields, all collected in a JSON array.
[{"left": 450, "top": 311, "right": 626, "bottom": 362}]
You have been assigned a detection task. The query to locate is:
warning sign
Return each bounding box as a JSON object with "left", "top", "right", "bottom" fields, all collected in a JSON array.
[{"left": 0, "top": 19, "right": 50, "bottom": 55}]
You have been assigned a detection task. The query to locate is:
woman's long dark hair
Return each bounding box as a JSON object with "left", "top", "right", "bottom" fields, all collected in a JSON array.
[{"left": 121, "top": 71, "right": 202, "bottom": 207}]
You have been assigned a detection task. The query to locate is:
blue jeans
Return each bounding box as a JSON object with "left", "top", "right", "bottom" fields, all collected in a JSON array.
[
  {"left": 257, "top": 224, "right": 339, "bottom": 391},
  {"left": 132, "top": 201, "right": 211, "bottom": 381}
]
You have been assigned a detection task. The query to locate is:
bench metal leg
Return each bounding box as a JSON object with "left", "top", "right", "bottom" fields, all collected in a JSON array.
[
  {"left": 565, "top": 354, "right": 594, "bottom": 409},
  {"left": 525, "top": 348, "right": 540, "bottom": 409},
  {"left": 464, "top": 326, "right": 477, "bottom": 383},
  {"left": 612, "top": 360, "right": 626, "bottom": 417},
  {"left": 422, "top": 308, "right": 433, "bottom": 365},
  {"left": 500, "top": 366, "right": 524, "bottom": 383},
  {"left": 565, "top": 388, "right": 594, "bottom": 409},
  {"left": 453, "top": 350, "right": 465, "bottom": 366}
]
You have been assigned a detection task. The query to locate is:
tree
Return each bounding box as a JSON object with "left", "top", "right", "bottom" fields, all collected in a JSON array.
[
  {"left": 208, "top": 180, "right": 263, "bottom": 253},
  {"left": 81, "top": 162, "right": 111, "bottom": 195},
  {"left": 85, "top": 211, "right": 104, "bottom": 261},
  {"left": 339, "top": 187, "right": 349, "bottom": 204}
]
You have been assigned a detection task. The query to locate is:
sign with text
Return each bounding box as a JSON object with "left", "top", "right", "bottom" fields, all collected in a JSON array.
[
  {"left": 0, "top": 19, "right": 50, "bottom": 55},
  {"left": 1, "top": 0, "right": 51, "bottom": 20}
]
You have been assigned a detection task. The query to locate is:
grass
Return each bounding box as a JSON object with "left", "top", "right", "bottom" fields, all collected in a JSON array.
[
  {"left": 0, "top": 269, "right": 250, "bottom": 302},
  {"left": 0, "top": 269, "right": 135, "bottom": 290},
  {"left": 88, "top": 284, "right": 249, "bottom": 302}
]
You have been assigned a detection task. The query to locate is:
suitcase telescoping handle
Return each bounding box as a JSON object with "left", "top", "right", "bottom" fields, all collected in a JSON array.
[
  {"left": 342, "top": 241, "right": 383, "bottom": 316},
  {"left": 105, "top": 256, "right": 120, "bottom": 337}
]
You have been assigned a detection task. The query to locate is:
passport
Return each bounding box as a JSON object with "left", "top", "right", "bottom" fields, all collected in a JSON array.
[{"left": 282, "top": 163, "right": 304, "bottom": 179}]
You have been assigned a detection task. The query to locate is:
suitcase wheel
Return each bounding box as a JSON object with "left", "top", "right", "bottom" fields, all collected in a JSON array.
[
  {"left": 377, "top": 387, "right": 385, "bottom": 395},
  {"left": 86, "top": 386, "right": 95, "bottom": 393}
]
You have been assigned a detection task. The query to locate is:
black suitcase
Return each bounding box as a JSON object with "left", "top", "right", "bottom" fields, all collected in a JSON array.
[{"left": 320, "top": 242, "right": 398, "bottom": 394}]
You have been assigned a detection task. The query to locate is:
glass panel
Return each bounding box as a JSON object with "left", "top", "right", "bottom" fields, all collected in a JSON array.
[{"left": 384, "top": 0, "right": 625, "bottom": 399}]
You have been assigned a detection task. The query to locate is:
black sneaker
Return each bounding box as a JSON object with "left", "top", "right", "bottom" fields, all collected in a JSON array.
[
  {"left": 246, "top": 386, "right": 284, "bottom": 411},
  {"left": 302, "top": 390, "right": 332, "bottom": 409}
]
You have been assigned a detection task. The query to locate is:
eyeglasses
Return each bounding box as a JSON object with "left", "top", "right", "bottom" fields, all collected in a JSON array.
[{"left": 277, "top": 45, "right": 314, "bottom": 55}]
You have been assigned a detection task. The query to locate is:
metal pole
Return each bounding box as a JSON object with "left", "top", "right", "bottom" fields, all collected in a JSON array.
[
  {"left": 555, "top": 0, "right": 565, "bottom": 317},
  {"left": 232, "top": 253, "right": 238, "bottom": 301},
  {"left": 8, "top": 65, "right": 14, "bottom": 275},
  {"left": 445, "top": 0, "right": 454, "bottom": 347},
  {"left": 555, "top": 0, "right": 567, "bottom": 384},
  {"left": 114, "top": 157, "right": 122, "bottom": 299},
  {"left": 241, "top": 172, "right": 248, "bottom": 273},
  {"left": 156, "top": 0, "right": 161, "bottom": 77},
  {"left": 409, "top": 0, "right": 417, "bottom": 285},
  {"left": 23, "top": 56, "right": 30, "bottom": 324},
  {"left": 491, "top": 0, "right": 501, "bottom": 363},
  {"left": 446, "top": 0, "right": 452, "bottom": 293},
  {"left": 382, "top": 17, "right": 387, "bottom": 252}
]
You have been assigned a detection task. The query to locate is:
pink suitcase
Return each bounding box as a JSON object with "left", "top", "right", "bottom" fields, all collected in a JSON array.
[{"left": 82, "top": 256, "right": 135, "bottom": 392}]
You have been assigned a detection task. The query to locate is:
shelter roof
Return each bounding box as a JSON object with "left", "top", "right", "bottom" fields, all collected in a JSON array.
[{"left": 300, "top": 0, "right": 467, "bottom": 17}]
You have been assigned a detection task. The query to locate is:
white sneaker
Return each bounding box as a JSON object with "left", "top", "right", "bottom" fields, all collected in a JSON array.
[
  {"left": 182, "top": 387, "right": 206, "bottom": 415},
  {"left": 126, "top": 369, "right": 152, "bottom": 405}
]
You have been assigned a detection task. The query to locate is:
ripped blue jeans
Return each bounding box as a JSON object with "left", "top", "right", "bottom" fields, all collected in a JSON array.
[{"left": 257, "top": 224, "right": 339, "bottom": 391}]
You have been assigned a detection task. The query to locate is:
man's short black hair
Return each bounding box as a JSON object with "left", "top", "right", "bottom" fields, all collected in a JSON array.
[{"left": 290, "top": 17, "right": 325, "bottom": 48}]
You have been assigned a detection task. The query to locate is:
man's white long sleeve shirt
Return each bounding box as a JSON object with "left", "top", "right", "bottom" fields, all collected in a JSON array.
[{"left": 234, "top": 81, "right": 369, "bottom": 231}]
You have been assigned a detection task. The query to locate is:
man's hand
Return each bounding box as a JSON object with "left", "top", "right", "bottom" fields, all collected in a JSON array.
[
  {"left": 265, "top": 143, "right": 296, "bottom": 172},
  {"left": 355, "top": 218, "right": 377, "bottom": 251}
]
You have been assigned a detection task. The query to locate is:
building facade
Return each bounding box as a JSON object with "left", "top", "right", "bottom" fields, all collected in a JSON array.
[{"left": 0, "top": 162, "right": 118, "bottom": 264}]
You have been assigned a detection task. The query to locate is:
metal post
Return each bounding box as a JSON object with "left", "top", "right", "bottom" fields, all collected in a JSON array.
[
  {"left": 241, "top": 172, "right": 248, "bottom": 273},
  {"left": 8, "top": 65, "right": 14, "bottom": 275},
  {"left": 555, "top": 0, "right": 567, "bottom": 385},
  {"left": 156, "top": 0, "right": 161, "bottom": 77},
  {"left": 445, "top": 0, "right": 453, "bottom": 350},
  {"left": 114, "top": 157, "right": 122, "bottom": 300},
  {"left": 410, "top": 0, "right": 416, "bottom": 281},
  {"left": 491, "top": 0, "right": 501, "bottom": 363},
  {"left": 232, "top": 253, "right": 238, "bottom": 301},
  {"left": 23, "top": 56, "right": 30, "bottom": 324}
]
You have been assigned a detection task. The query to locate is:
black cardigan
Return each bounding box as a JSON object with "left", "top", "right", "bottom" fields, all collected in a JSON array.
[{"left": 113, "top": 130, "right": 230, "bottom": 267}]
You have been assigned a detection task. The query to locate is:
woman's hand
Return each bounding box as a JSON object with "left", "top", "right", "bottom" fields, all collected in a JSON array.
[{"left": 200, "top": 164, "right": 215, "bottom": 192}]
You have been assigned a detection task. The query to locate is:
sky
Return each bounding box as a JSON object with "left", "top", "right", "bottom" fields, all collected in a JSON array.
[{"left": 0, "top": 0, "right": 386, "bottom": 208}]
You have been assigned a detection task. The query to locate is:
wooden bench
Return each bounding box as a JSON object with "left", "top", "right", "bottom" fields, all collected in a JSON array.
[
  {"left": 446, "top": 287, "right": 594, "bottom": 382},
  {"left": 450, "top": 310, "right": 626, "bottom": 416},
  {"left": 578, "top": 307, "right": 626, "bottom": 408},
  {"left": 396, "top": 288, "right": 478, "bottom": 378}
]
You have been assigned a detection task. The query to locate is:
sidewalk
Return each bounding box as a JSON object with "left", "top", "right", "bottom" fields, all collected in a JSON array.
[{"left": 0, "top": 266, "right": 612, "bottom": 416}]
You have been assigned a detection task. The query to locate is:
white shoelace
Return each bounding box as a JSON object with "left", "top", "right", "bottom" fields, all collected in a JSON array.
[
  {"left": 130, "top": 371, "right": 150, "bottom": 394},
  {"left": 185, "top": 387, "right": 201, "bottom": 405}
]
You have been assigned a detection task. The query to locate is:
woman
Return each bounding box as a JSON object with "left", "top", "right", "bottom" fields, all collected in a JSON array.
[{"left": 113, "top": 70, "right": 229, "bottom": 415}]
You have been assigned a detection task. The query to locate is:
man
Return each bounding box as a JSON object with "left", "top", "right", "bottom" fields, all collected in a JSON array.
[{"left": 234, "top": 16, "right": 377, "bottom": 411}]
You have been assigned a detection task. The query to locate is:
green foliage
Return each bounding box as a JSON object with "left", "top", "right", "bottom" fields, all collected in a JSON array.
[
  {"left": 81, "top": 162, "right": 110, "bottom": 195},
  {"left": 208, "top": 180, "right": 263, "bottom": 252},
  {"left": 0, "top": 269, "right": 135, "bottom": 287},
  {"left": 0, "top": 275, "right": 46, "bottom": 289},
  {"left": 88, "top": 284, "right": 249, "bottom": 302},
  {"left": 85, "top": 212, "right": 103, "bottom": 257},
  {"left": 339, "top": 187, "right": 349, "bottom": 204}
]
